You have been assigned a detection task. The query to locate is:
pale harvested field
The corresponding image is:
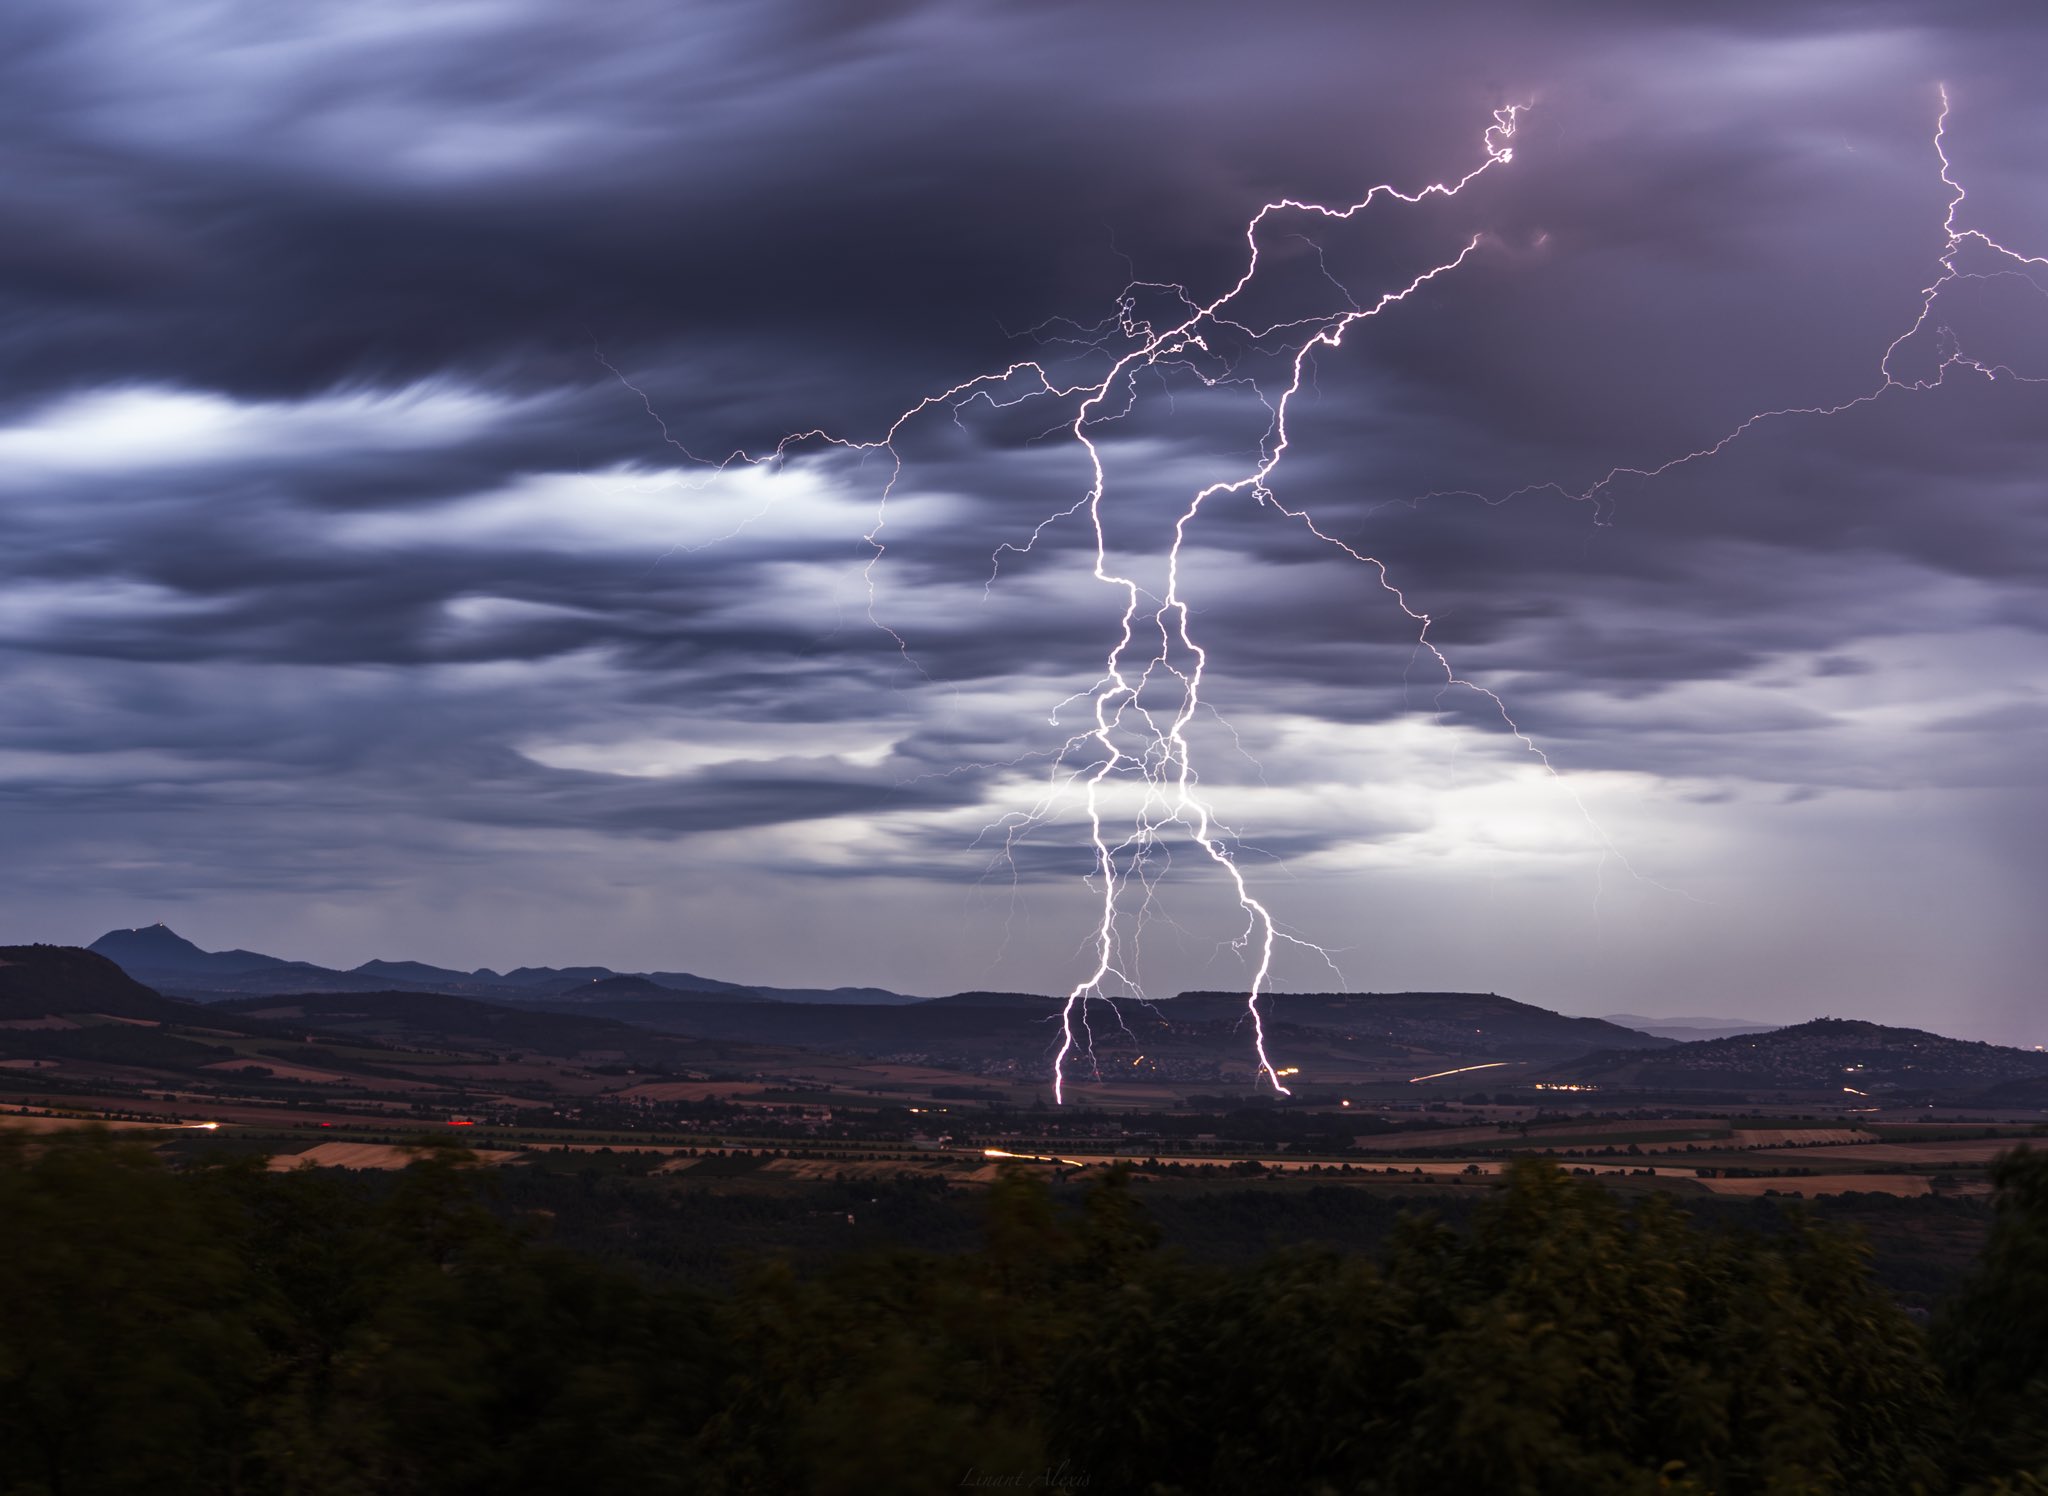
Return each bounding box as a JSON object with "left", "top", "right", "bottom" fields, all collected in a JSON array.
[
  {"left": 268, "top": 1142, "right": 526, "bottom": 1171},
  {"left": 1697, "top": 1174, "right": 1933, "bottom": 1198}
]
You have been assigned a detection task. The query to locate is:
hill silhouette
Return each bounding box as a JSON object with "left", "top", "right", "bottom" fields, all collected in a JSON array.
[
  {"left": 545, "top": 974, "right": 769, "bottom": 1003},
  {"left": 88, "top": 924, "right": 293, "bottom": 980},
  {"left": 0, "top": 945, "right": 306, "bottom": 1073},
  {"left": 83, "top": 924, "right": 920, "bottom": 1005},
  {"left": 0, "top": 949, "right": 843, "bottom": 1094},
  {"left": 1552, "top": 1016, "right": 2048, "bottom": 1096},
  {"left": 1172, "top": 990, "right": 1670, "bottom": 1058},
  {"left": 0, "top": 944, "right": 204, "bottom": 1022},
  {"left": 211, "top": 988, "right": 772, "bottom": 1065}
]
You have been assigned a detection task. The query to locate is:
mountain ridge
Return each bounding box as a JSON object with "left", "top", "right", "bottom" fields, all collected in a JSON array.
[
  {"left": 1, "top": 943, "right": 208, "bottom": 1022},
  {"left": 1174, "top": 990, "right": 1672, "bottom": 1056},
  {"left": 1551, "top": 1016, "right": 2048, "bottom": 1096},
  {"left": 84, "top": 924, "right": 924, "bottom": 1006}
]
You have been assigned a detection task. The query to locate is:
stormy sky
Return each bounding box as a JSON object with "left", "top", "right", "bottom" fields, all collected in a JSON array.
[{"left": 4, "top": 1, "right": 2046, "bottom": 1041}]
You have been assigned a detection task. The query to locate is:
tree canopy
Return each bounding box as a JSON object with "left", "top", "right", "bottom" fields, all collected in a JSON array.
[{"left": 1, "top": 1129, "right": 2044, "bottom": 1495}]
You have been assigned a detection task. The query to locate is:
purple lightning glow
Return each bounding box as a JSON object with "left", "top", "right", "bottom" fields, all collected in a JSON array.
[
  {"left": 614, "top": 91, "right": 2040, "bottom": 1104},
  {"left": 1414, "top": 87, "right": 2048, "bottom": 524}
]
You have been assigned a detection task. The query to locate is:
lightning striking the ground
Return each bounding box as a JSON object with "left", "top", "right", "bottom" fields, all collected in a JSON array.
[{"left": 615, "top": 91, "right": 2040, "bottom": 1105}]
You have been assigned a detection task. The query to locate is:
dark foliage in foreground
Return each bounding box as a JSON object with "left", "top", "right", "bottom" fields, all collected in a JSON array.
[{"left": 2, "top": 1132, "right": 2045, "bottom": 1496}]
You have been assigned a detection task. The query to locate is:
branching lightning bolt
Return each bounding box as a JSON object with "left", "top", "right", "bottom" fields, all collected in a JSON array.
[
  {"left": 610, "top": 89, "right": 2041, "bottom": 1105},
  {"left": 1408, "top": 87, "right": 2047, "bottom": 525}
]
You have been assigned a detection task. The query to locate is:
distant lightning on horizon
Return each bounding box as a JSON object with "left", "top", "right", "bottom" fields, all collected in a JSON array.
[{"left": 610, "top": 89, "right": 2041, "bottom": 1104}]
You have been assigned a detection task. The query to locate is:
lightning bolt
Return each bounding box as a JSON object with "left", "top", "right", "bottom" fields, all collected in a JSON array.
[
  {"left": 920, "top": 105, "right": 1521, "bottom": 1102},
  {"left": 1408, "top": 86, "right": 2046, "bottom": 524},
  {"left": 610, "top": 88, "right": 2040, "bottom": 1106}
]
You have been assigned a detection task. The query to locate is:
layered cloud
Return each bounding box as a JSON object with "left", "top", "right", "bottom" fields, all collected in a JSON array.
[{"left": 2, "top": 0, "right": 2045, "bottom": 1038}]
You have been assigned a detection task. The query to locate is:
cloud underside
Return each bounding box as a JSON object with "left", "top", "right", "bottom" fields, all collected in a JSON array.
[{"left": 2, "top": 0, "right": 2045, "bottom": 1032}]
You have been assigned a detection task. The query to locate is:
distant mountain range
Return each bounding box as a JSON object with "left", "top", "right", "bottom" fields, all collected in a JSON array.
[
  {"left": 225, "top": 983, "right": 1675, "bottom": 1071},
  {"left": 0, "top": 943, "right": 811, "bottom": 1087},
  {"left": 12, "top": 936, "right": 2048, "bottom": 1108},
  {"left": 85, "top": 924, "right": 927, "bottom": 1006},
  {"left": 66, "top": 925, "right": 1806, "bottom": 1068},
  {"left": 76, "top": 929, "right": 1781, "bottom": 1045},
  {"left": 77, "top": 925, "right": 1688, "bottom": 1068}
]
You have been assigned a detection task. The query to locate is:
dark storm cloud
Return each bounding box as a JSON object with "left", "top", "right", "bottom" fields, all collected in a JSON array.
[
  {"left": 2, "top": 0, "right": 2046, "bottom": 1031},
  {"left": 0, "top": 1, "right": 2011, "bottom": 414}
]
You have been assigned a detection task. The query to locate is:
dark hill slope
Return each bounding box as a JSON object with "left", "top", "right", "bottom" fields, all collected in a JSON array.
[
  {"left": 503, "top": 968, "right": 762, "bottom": 999},
  {"left": 1552, "top": 1017, "right": 2048, "bottom": 1096},
  {"left": 0, "top": 946, "right": 304, "bottom": 1074},
  {"left": 747, "top": 984, "right": 926, "bottom": 1006},
  {"left": 351, "top": 958, "right": 480, "bottom": 986},
  {"left": 1174, "top": 991, "right": 1669, "bottom": 1059},
  {"left": 544, "top": 988, "right": 1657, "bottom": 1069},
  {"left": 1966, "top": 1074, "right": 2048, "bottom": 1108},
  {"left": 536, "top": 974, "right": 769, "bottom": 1004},
  {"left": 923, "top": 991, "right": 1072, "bottom": 1009},
  {"left": 514, "top": 995, "right": 1060, "bottom": 1052},
  {"left": 215, "top": 989, "right": 645, "bottom": 1052},
  {"left": 213, "top": 989, "right": 786, "bottom": 1071},
  {"left": 0, "top": 944, "right": 210, "bottom": 1023}
]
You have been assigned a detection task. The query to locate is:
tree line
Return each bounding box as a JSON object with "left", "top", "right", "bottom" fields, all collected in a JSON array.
[{"left": 2, "top": 1128, "right": 2044, "bottom": 1495}]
